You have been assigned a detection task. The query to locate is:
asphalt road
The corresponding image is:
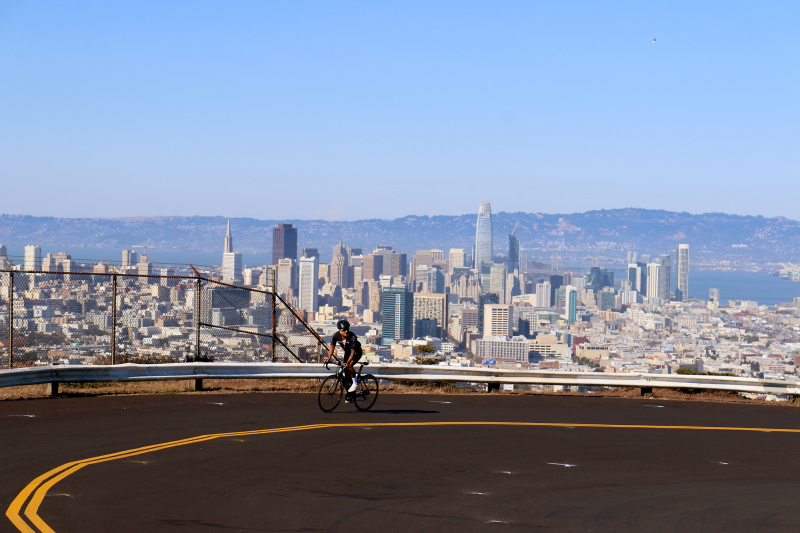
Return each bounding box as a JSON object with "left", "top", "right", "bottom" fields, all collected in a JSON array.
[{"left": 2, "top": 392, "right": 800, "bottom": 533}]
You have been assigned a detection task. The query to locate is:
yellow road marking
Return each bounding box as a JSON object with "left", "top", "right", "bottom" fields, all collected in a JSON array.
[{"left": 8, "top": 421, "right": 800, "bottom": 532}]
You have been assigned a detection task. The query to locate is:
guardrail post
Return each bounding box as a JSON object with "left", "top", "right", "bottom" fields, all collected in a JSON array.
[
  {"left": 487, "top": 382, "right": 500, "bottom": 393},
  {"left": 111, "top": 273, "right": 117, "bottom": 365},
  {"left": 640, "top": 387, "right": 653, "bottom": 397},
  {"left": 8, "top": 270, "right": 13, "bottom": 369},
  {"left": 191, "top": 378, "right": 203, "bottom": 391},
  {"left": 271, "top": 270, "right": 277, "bottom": 363},
  {"left": 43, "top": 382, "right": 59, "bottom": 397},
  {"left": 195, "top": 277, "right": 201, "bottom": 360}
]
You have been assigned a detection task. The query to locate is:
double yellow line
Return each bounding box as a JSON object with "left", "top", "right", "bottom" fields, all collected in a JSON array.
[{"left": 8, "top": 421, "right": 800, "bottom": 533}]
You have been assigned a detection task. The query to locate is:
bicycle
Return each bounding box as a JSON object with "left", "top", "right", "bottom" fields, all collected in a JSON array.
[{"left": 318, "top": 357, "right": 379, "bottom": 412}]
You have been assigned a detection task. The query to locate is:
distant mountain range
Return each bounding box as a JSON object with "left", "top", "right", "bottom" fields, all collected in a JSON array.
[{"left": 1, "top": 209, "right": 798, "bottom": 263}]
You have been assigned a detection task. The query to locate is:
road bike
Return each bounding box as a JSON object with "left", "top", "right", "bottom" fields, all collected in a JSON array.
[{"left": 318, "top": 359, "right": 379, "bottom": 412}]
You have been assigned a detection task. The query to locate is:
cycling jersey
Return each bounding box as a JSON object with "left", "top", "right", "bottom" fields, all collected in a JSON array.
[{"left": 331, "top": 330, "right": 362, "bottom": 363}]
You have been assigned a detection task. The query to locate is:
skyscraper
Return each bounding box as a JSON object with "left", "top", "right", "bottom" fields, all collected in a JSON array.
[
  {"left": 298, "top": 255, "right": 319, "bottom": 313},
  {"left": 657, "top": 254, "right": 671, "bottom": 300},
  {"left": 676, "top": 244, "right": 689, "bottom": 302},
  {"left": 646, "top": 263, "right": 660, "bottom": 299},
  {"left": 508, "top": 233, "right": 520, "bottom": 273},
  {"left": 381, "top": 286, "right": 413, "bottom": 345},
  {"left": 448, "top": 249, "right": 466, "bottom": 273},
  {"left": 223, "top": 219, "right": 233, "bottom": 253},
  {"left": 122, "top": 250, "right": 138, "bottom": 268},
  {"left": 222, "top": 220, "right": 243, "bottom": 284},
  {"left": 362, "top": 254, "right": 383, "bottom": 281},
  {"left": 565, "top": 286, "right": 578, "bottom": 324},
  {"left": 24, "top": 245, "right": 42, "bottom": 272},
  {"left": 475, "top": 202, "right": 493, "bottom": 267},
  {"left": 536, "top": 282, "right": 552, "bottom": 308},
  {"left": 272, "top": 223, "right": 297, "bottom": 264}
]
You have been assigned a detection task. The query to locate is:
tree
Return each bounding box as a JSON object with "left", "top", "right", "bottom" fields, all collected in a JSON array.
[{"left": 413, "top": 343, "right": 439, "bottom": 365}]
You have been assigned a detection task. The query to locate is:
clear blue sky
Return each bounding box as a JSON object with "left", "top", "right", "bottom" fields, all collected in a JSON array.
[{"left": 1, "top": 1, "right": 797, "bottom": 221}]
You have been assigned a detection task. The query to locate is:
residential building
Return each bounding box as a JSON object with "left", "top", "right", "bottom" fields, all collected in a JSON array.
[
  {"left": 24, "top": 245, "right": 42, "bottom": 272},
  {"left": 676, "top": 244, "right": 689, "bottom": 301},
  {"left": 476, "top": 335, "right": 529, "bottom": 363},
  {"left": 483, "top": 304, "right": 513, "bottom": 337},
  {"left": 122, "top": 250, "right": 138, "bottom": 268},
  {"left": 536, "top": 281, "right": 552, "bottom": 308},
  {"left": 412, "top": 292, "right": 448, "bottom": 339},
  {"left": 646, "top": 263, "right": 660, "bottom": 299},
  {"left": 657, "top": 254, "right": 672, "bottom": 300},
  {"left": 565, "top": 285, "right": 578, "bottom": 324},
  {"left": 298, "top": 255, "right": 319, "bottom": 313}
]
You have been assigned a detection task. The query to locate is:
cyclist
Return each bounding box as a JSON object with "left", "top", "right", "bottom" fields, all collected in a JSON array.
[{"left": 325, "top": 319, "right": 362, "bottom": 393}]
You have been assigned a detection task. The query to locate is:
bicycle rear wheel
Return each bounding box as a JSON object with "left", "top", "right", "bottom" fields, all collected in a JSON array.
[
  {"left": 318, "top": 375, "right": 343, "bottom": 412},
  {"left": 353, "top": 374, "right": 379, "bottom": 412}
]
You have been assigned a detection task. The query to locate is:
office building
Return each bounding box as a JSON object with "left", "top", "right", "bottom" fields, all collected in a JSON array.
[
  {"left": 24, "top": 245, "right": 42, "bottom": 272},
  {"left": 588, "top": 267, "right": 614, "bottom": 291},
  {"left": 475, "top": 202, "right": 493, "bottom": 267},
  {"left": 332, "top": 240, "right": 350, "bottom": 263},
  {"left": 565, "top": 285, "right": 578, "bottom": 324},
  {"left": 276, "top": 258, "right": 296, "bottom": 295},
  {"left": 483, "top": 304, "right": 513, "bottom": 337},
  {"left": 122, "top": 250, "right": 138, "bottom": 268},
  {"left": 676, "top": 244, "right": 689, "bottom": 302},
  {"left": 272, "top": 223, "right": 298, "bottom": 264},
  {"left": 298, "top": 256, "right": 319, "bottom": 313},
  {"left": 628, "top": 264, "right": 643, "bottom": 293},
  {"left": 362, "top": 254, "right": 383, "bottom": 281},
  {"left": 490, "top": 263, "right": 506, "bottom": 302},
  {"left": 301, "top": 248, "right": 319, "bottom": 261},
  {"left": 381, "top": 286, "right": 413, "bottom": 345},
  {"left": 508, "top": 233, "right": 520, "bottom": 273},
  {"left": 536, "top": 281, "right": 552, "bottom": 308},
  {"left": 0, "top": 244, "right": 6, "bottom": 258},
  {"left": 330, "top": 254, "right": 349, "bottom": 287},
  {"left": 412, "top": 292, "right": 448, "bottom": 339},
  {"left": 549, "top": 274, "right": 564, "bottom": 304},
  {"left": 477, "top": 293, "right": 499, "bottom": 334},
  {"left": 449, "top": 249, "right": 466, "bottom": 273},
  {"left": 597, "top": 289, "right": 616, "bottom": 311},
  {"left": 412, "top": 250, "right": 433, "bottom": 288}
]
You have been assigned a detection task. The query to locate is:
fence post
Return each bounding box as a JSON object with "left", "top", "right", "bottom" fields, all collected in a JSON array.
[
  {"left": 111, "top": 273, "right": 117, "bottom": 365},
  {"left": 8, "top": 271, "right": 13, "bottom": 369},
  {"left": 195, "top": 277, "right": 201, "bottom": 360},
  {"left": 271, "top": 269, "right": 277, "bottom": 363}
]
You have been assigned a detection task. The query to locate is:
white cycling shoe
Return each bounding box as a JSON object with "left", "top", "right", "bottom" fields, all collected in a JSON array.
[{"left": 348, "top": 382, "right": 358, "bottom": 393}]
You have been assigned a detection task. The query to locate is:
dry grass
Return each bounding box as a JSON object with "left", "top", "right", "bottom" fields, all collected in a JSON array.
[{"left": 0, "top": 379, "right": 797, "bottom": 407}]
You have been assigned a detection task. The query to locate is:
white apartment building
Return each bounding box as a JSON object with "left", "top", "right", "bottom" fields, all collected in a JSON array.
[
  {"left": 298, "top": 256, "right": 319, "bottom": 313},
  {"left": 536, "top": 281, "right": 551, "bottom": 308},
  {"left": 24, "top": 245, "right": 42, "bottom": 272},
  {"left": 476, "top": 335, "right": 529, "bottom": 363},
  {"left": 483, "top": 304, "right": 513, "bottom": 337}
]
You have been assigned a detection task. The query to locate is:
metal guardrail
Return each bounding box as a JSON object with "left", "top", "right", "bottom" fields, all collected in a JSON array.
[{"left": 2, "top": 363, "right": 799, "bottom": 396}]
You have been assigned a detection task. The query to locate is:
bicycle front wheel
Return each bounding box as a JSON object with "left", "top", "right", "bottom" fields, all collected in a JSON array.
[
  {"left": 353, "top": 374, "right": 379, "bottom": 412},
  {"left": 318, "top": 375, "right": 343, "bottom": 413}
]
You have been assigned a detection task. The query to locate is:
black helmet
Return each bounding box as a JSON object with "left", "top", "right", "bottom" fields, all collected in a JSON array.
[{"left": 337, "top": 319, "right": 350, "bottom": 331}]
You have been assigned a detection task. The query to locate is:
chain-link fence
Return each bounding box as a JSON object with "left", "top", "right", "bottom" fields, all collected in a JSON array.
[{"left": 0, "top": 269, "right": 326, "bottom": 368}]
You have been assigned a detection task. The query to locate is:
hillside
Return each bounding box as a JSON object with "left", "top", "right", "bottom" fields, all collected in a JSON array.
[{"left": 0, "top": 209, "right": 798, "bottom": 263}]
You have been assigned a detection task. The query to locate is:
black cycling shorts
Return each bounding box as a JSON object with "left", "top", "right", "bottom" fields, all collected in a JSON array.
[{"left": 344, "top": 344, "right": 363, "bottom": 364}]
